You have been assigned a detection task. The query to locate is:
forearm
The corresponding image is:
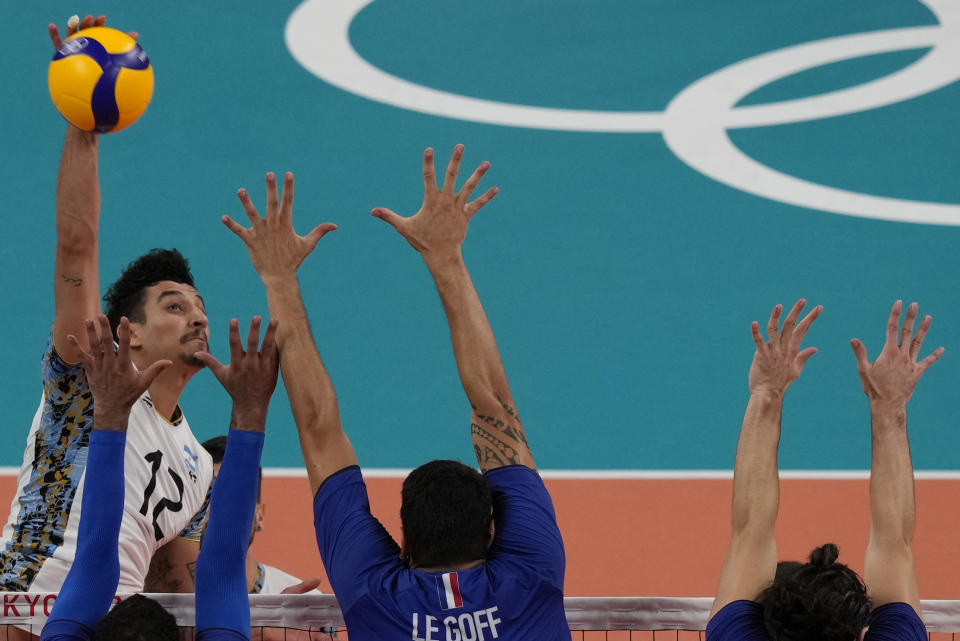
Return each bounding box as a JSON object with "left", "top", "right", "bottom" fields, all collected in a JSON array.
[
  {"left": 48, "top": 430, "right": 125, "bottom": 628},
  {"left": 424, "top": 251, "right": 511, "bottom": 408},
  {"left": 263, "top": 275, "right": 356, "bottom": 490},
  {"left": 195, "top": 429, "right": 264, "bottom": 635},
  {"left": 869, "top": 401, "right": 915, "bottom": 545},
  {"left": 730, "top": 392, "right": 782, "bottom": 534},
  {"left": 55, "top": 127, "right": 100, "bottom": 244}
]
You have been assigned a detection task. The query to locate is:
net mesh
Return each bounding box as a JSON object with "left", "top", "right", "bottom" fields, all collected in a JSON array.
[{"left": 0, "top": 595, "right": 957, "bottom": 639}]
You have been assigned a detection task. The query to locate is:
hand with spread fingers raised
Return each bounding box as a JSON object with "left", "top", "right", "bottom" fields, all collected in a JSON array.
[
  {"left": 67, "top": 314, "right": 171, "bottom": 432},
  {"left": 194, "top": 317, "right": 280, "bottom": 432},
  {"left": 850, "top": 300, "right": 944, "bottom": 407},
  {"left": 748, "top": 299, "right": 823, "bottom": 399},
  {"left": 371, "top": 145, "right": 498, "bottom": 261},
  {"left": 224, "top": 172, "right": 337, "bottom": 284}
]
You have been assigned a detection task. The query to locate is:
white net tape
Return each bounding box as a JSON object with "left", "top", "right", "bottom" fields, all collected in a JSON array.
[{"left": 1, "top": 594, "right": 958, "bottom": 634}]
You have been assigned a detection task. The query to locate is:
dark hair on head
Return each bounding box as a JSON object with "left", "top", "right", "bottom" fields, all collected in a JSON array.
[
  {"left": 103, "top": 249, "right": 195, "bottom": 340},
  {"left": 401, "top": 460, "right": 493, "bottom": 568},
  {"left": 94, "top": 594, "right": 177, "bottom": 641},
  {"left": 202, "top": 434, "right": 262, "bottom": 501},
  {"left": 759, "top": 543, "right": 870, "bottom": 641}
]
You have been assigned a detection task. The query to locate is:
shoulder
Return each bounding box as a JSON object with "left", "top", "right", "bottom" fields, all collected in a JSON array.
[
  {"left": 706, "top": 601, "right": 768, "bottom": 641},
  {"left": 865, "top": 603, "right": 926, "bottom": 641}
]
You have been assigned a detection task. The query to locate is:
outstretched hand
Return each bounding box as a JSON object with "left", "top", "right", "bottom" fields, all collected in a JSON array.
[
  {"left": 224, "top": 172, "right": 337, "bottom": 283},
  {"left": 851, "top": 301, "right": 944, "bottom": 406},
  {"left": 194, "top": 317, "right": 280, "bottom": 432},
  {"left": 48, "top": 14, "right": 139, "bottom": 51},
  {"left": 67, "top": 315, "right": 171, "bottom": 431},
  {"left": 371, "top": 145, "right": 498, "bottom": 258},
  {"left": 748, "top": 299, "right": 822, "bottom": 398}
]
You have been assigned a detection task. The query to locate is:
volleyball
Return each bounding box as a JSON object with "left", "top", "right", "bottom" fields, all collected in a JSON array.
[{"left": 48, "top": 26, "right": 153, "bottom": 133}]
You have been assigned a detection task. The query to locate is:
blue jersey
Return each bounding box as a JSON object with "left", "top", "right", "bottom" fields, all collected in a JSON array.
[
  {"left": 314, "top": 464, "right": 568, "bottom": 641},
  {"left": 706, "top": 600, "right": 926, "bottom": 641}
]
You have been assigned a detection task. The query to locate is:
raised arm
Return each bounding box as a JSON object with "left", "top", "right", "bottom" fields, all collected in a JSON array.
[
  {"left": 372, "top": 145, "right": 531, "bottom": 472},
  {"left": 851, "top": 301, "right": 943, "bottom": 615},
  {"left": 710, "top": 300, "right": 821, "bottom": 619},
  {"left": 49, "top": 16, "right": 107, "bottom": 363},
  {"left": 194, "top": 318, "right": 279, "bottom": 639},
  {"left": 223, "top": 172, "right": 353, "bottom": 495}
]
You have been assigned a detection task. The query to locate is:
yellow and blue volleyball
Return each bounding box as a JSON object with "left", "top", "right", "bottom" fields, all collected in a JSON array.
[{"left": 48, "top": 27, "right": 153, "bottom": 134}]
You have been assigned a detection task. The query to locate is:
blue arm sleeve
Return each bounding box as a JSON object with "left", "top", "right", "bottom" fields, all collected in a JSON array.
[
  {"left": 195, "top": 429, "right": 264, "bottom": 639},
  {"left": 41, "top": 430, "right": 126, "bottom": 641}
]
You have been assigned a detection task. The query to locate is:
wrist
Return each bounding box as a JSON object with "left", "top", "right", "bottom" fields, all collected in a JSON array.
[
  {"left": 259, "top": 271, "right": 299, "bottom": 289},
  {"left": 423, "top": 249, "right": 464, "bottom": 271},
  {"left": 231, "top": 408, "right": 268, "bottom": 432},
  {"left": 749, "top": 388, "right": 785, "bottom": 404},
  {"left": 93, "top": 408, "right": 131, "bottom": 432}
]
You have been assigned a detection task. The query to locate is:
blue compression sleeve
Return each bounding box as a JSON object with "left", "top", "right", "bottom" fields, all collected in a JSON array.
[
  {"left": 195, "top": 429, "right": 264, "bottom": 638},
  {"left": 42, "top": 430, "right": 126, "bottom": 638}
]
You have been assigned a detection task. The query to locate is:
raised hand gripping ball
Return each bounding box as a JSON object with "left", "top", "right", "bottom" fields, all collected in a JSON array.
[{"left": 48, "top": 26, "right": 153, "bottom": 133}]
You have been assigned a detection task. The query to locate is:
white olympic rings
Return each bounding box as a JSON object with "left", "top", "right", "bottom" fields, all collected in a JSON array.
[{"left": 285, "top": 0, "right": 960, "bottom": 225}]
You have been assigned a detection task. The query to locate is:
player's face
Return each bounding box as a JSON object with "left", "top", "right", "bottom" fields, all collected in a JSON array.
[{"left": 131, "top": 281, "right": 209, "bottom": 368}]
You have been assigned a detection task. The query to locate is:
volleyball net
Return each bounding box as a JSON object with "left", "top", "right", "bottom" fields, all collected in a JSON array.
[{"left": 1, "top": 595, "right": 959, "bottom": 639}]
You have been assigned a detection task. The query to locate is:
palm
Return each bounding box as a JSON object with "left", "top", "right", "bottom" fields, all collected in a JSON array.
[
  {"left": 372, "top": 145, "right": 498, "bottom": 255},
  {"left": 225, "top": 172, "right": 336, "bottom": 280},
  {"left": 747, "top": 300, "right": 821, "bottom": 397}
]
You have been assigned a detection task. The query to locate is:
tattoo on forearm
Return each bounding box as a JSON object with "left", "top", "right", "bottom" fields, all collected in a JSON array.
[
  {"left": 60, "top": 274, "right": 83, "bottom": 287},
  {"left": 471, "top": 422, "right": 520, "bottom": 467},
  {"left": 474, "top": 411, "right": 529, "bottom": 448}
]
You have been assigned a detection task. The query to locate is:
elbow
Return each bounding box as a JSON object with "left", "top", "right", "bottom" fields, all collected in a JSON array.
[{"left": 56, "top": 222, "right": 98, "bottom": 255}]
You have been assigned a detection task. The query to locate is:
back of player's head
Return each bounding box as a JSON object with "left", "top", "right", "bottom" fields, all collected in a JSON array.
[
  {"left": 94, "top": 594, "right": 177, "bottom": 641},
  {"left": 202, "top": 434, "right": 262, "bottom": 500},
  {"left": 401, "top": 459, "right": 493, "bottom": 568},
  {"left": 759, "top": 543, "right": 870, "bottom": 641},
  {"left": 103, "top": 248, "right": 195, "bottom": 339}
]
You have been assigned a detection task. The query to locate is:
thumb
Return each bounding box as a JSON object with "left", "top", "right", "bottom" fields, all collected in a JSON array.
[
  {"left": 140, "top": 359, "right": 173, "bottom": 389},
  {"left": 850, "top": 338, "right": 869, "bottom": 368},
  {"left": 305, "top": 222, "right": 338, "bottom": 252},
  {"left": 796, "top": 347, "right": 818, "bottom": 370},
  {"left": 194, "top": 351, "right": 226, "bottom": 380},
  {"left": 371, "top": 207, "right": 406, "bottom": 230}
]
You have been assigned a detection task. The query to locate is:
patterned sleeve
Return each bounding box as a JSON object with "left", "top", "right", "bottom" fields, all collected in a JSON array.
[{"left": 178, "top": 477, "right": 214, "bottom": 541}]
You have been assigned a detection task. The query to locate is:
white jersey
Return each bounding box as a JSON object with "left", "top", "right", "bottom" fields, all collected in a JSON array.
[{"left": 0, "top": 338, "right": 213, "bottom": 593}]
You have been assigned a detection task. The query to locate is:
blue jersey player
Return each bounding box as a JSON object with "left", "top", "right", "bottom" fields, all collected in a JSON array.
[
  {"left": 223, "top": 146, "right": 569, "bottom": 640},
  {"left": 707, "top": 300, "right": 941, "bottom": 641},
  {"left": 40, "top": 314, "right": 281, "bottom": 641}
]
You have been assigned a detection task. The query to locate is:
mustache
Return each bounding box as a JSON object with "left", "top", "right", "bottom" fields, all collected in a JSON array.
[{"left": 181, "top": 331, "right": 208, "bottom": 345}]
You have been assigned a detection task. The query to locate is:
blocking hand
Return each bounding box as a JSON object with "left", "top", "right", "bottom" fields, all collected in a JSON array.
[
  {"left": 850, "top": 301, "right": 944, "bottom": 406},
  {"left": 224, "top": 172, "right": 337, "bottom": 283},
  {"left": 67, "top": 315, "right": 171, "bottom": 431},
  {"left": 748, "top": 299, "right": 822, "bottom": 398},
  {"left": 194, "top": 317, "right": 280, "bottom": 431},
  {"left": 371, "top": 145, "right": 498, "bottom": 257}
]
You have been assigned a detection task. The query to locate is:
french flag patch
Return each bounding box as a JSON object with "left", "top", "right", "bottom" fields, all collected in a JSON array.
[{"left": 436, "top": 572, "right": 463, "bottom": 610}]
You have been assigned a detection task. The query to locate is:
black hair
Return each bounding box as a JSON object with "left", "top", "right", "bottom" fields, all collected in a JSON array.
[
  {"left": 759, "top": 543, "right": 871, "bottom": 641},
  {"left": 202, "top": 435, "right": 262, "bottom": 501},
  {"left": 94, "top": 594, "right": 177, "bottom": 641},
  {"left": 400, "top": 459, "right": 493, "bottom": 568},
  {"left": 103, "top": 249, "right": 195, "bottom": 340}
]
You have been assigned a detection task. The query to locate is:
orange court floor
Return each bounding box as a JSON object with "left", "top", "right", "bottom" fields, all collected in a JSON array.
[{"left": 0, "top": 475, "right": 956, "bottom": 597}]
